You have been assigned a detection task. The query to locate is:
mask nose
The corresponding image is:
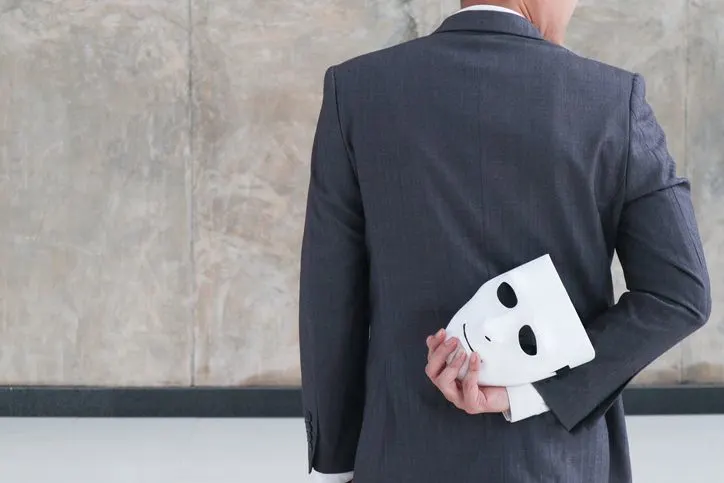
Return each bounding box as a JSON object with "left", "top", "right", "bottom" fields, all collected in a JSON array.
[
  {"left": 462, "top": 323, "right": 491, "bottom": 352},
  {"left": 477, "top": 313, "right": 524, "bottom": 345},
  {"left": 464, "top": 319, "right": 500, "bottom": 351}
]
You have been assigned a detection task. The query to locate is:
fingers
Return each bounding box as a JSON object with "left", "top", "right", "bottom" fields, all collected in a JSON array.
[
  {"left": 462, "top": 353, "right": 483, "bottom": 413},
  {"left": 437, "top": 349, "right": 467, "bottom": 405},
  {"left": 424, "top": 343, "right": 506, "bottom": 415},
  {"left": 459, "top": 355, "right": 509, "bottom": 414},
  {"left": 425, "top": 334, "right": 467, "bottom": 407},
  {"left": 425, "top": 332, "right": 501, "bottom": 415},
  {"left": 426, "top": 328, "right": 446, "bottom": 361},
  {"left": 438, "top": 347, "right": 466, "bottom": 386},
  {"left": 425, "top": 336, "right": 459, "bottom": 380}
]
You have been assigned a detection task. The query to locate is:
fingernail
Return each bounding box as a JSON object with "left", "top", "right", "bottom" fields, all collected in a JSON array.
[
  {"left": 436, "top": 329, "right": 445, "bottom": 338},
  {"left": 446, "top": 338, "right": 457, "bottom": 347},
  {"left": 471, "top": 353, "right": 478, "bottom": 364}
]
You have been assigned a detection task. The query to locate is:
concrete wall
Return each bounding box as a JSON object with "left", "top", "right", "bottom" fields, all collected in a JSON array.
[{"left": 0, "top": 0, "right": 720, "bottom": 387}]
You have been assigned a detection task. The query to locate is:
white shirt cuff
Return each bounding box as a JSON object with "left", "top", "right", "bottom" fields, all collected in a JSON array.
[
  {"left": 311, "top": 469, "right": 354, "bottom": 483},
  {"left": 503, "top": 383, "right": 550, "bottom": 422}
]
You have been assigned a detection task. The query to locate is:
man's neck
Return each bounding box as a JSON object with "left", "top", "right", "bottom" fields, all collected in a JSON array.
[{"left": 460, "top": 1, "right": 525, "bottom": 16}]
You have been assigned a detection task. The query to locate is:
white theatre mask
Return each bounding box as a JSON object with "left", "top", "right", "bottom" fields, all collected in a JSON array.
[{"left": 444, "top": 254, "right": 595, "bottom": 387}]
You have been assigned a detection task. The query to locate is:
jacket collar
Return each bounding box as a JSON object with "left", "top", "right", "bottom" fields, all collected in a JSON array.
[{"left": 434, "top": 10, "right": 544, "bottom": 41}]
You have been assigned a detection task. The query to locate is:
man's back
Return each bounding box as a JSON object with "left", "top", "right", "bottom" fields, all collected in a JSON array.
[
  {"left": 337, "top": 12, "right": 629, "bottom": 327},
  {"left": 300, "top": 10, "right": 709, "bottom": 483}
]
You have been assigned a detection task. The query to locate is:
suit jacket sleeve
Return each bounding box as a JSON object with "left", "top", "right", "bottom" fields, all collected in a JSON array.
[
  {"left": 299, "top": 66, "right": 369, "bottom": 474},
  {"left": 533, "top": 74, "right": 712, "bottom": 432}
]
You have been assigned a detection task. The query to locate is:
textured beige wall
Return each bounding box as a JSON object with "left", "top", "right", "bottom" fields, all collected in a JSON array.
[
  {"left": 0, "top": 0, "right": 720, "bottom": 386},
  {"left": 0, "top": 1, "right": 193, "bottom": 385}
]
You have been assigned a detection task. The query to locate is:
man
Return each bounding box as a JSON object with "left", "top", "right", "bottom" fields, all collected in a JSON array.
[{"left": 299, "top": 1, "right": 711, "bottom": 482}]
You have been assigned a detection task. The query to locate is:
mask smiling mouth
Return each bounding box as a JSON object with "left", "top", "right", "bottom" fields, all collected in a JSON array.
[{"left": 462, "top": 323, "right": 475, "bottom": 352}]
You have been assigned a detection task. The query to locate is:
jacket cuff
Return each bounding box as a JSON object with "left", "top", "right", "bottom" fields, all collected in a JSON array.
[
  {"left": 311, "top": 469, "right": 354, "bottom": 483},
  {"left": 503, "top": 383, "right": 550, "bottom": 422}
]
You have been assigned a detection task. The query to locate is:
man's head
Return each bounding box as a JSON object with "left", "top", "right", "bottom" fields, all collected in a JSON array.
[{"left": 461, "top": 1, "right": 579, "bottom": 45}]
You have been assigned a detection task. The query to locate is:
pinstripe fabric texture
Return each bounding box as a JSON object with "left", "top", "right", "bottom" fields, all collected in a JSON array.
[{"left": 299, "top": 11, "right": 711, "bottom": 483}]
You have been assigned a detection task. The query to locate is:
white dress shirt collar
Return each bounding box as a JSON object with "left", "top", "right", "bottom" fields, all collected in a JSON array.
[{"left": 458, "top": 4, "right": 524, "bottom": 18}]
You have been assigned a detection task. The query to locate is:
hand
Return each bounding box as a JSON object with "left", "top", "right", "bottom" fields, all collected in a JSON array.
[{"left": 425, "top": 329, "right": 510, "bottom": 414}]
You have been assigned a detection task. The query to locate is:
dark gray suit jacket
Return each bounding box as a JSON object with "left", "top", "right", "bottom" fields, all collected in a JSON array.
[{"left": 299, "top": 11, "right": 711, "bottom": 483}]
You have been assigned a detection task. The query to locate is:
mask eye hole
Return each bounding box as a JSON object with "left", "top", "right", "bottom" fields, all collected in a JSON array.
[
  {"left": 497, "top": 282, "right": 518, "bottom": 309},
  {"left": 518, "top": 325, "right": 537, "bottom": 356}
]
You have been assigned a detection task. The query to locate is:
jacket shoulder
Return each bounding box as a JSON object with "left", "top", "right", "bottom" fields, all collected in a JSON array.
[
  {"left": 330, "top": 36, "right": 432, "bottom": 76},
  {"left": 560, "top": 48, "right": 636, "bottom": 89}
]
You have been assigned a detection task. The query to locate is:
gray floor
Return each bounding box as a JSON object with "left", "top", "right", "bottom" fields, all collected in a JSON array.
[{"left": 0, "top": 416, "right": 722, "bottom": 482}]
